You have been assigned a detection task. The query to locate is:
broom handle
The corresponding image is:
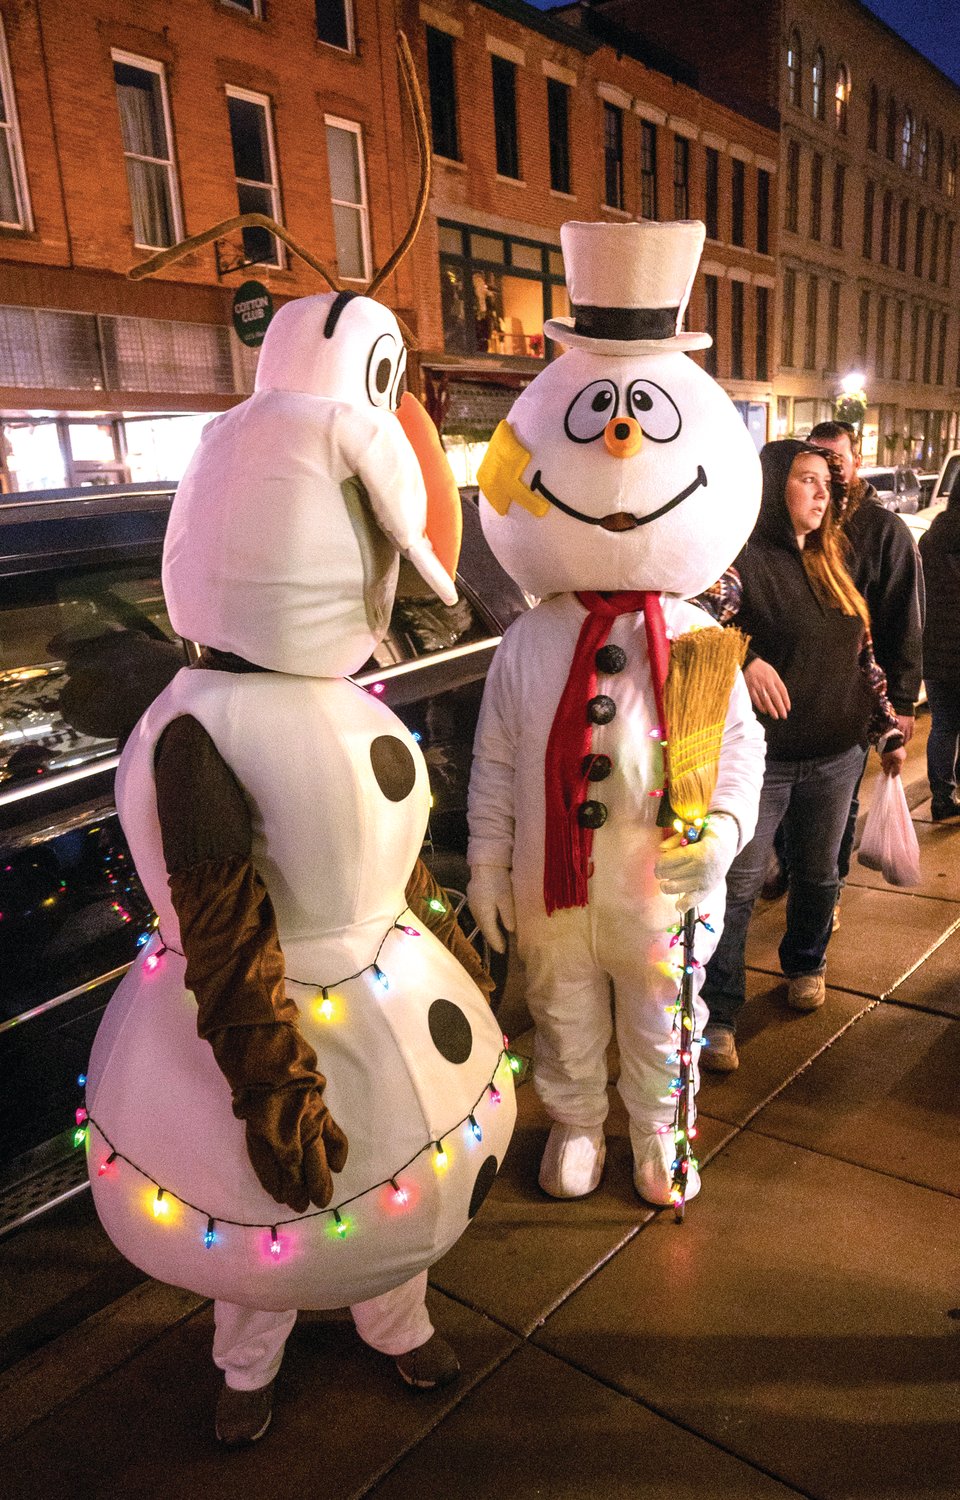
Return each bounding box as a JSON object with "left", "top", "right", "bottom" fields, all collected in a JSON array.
[{"left": 674, "top": 905, "right": 698, "bottom": 1224}]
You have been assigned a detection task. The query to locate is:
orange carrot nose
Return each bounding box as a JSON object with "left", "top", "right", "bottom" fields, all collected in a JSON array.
[
  {"left": 395, "top": 392, "right": 463, "bottom": 579},
  {"left": 604, "top": 416, "right": 643, "bottom": 458}
]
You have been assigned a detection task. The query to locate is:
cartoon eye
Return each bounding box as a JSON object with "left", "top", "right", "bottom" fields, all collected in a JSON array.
[
  {"left": 564, "top": 381, "right": 619, "bottom": 443},
  {"left": 626, "top": 380, "right": 682, "bottom": 443},
  {"left": 366, "top": 333, "right": 401, "bottom": 408}
]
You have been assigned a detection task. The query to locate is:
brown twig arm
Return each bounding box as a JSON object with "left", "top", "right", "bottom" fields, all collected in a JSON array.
[{"left": 127, "top": 213, "right": 342, "bottom": 288}]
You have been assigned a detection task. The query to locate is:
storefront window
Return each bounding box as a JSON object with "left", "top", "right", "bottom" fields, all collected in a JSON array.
[
  {"left": 438, "top": 221, "right": 565, "bottom": 361},
  {"left": 2, "top": 422, "right": 66, "bottom": 491}
]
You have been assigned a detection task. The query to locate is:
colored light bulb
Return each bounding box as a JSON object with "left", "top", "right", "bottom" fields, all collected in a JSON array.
[
  {"left": 391, "top": 1177, "right": 408, "bottom": 1206},
  {"left": 98, "top": 1151, "right": 118, "bottom": 1176},
  {"left": 270, "top": 1227, "right": 281, "bottom": 1256},
  {"left": 334, "top": 1211, "right": 347, "bottom": 1238},
  {"left": 204, "top": 1218, "right": 217, "bottom": 1249},
  {"left": 428, "top": 898, "right": 446, "bottom": 914},
  {"left": 488, "top": 1084, "right": 501, "bottom": 1105},
  {"left": 153, "top": 1188, "right": 168, "bottom": 1218},
  {"left": 145, "top": 954, "right": 159, "bottom": 973},
  {"left": 374, "top": 966, "right": 389, "bottom": 991},
  {"left": 433, "top": 1141, "right": 448, "bottom": 1171},
  {"left": 73, "top": 1124, "right": 87, "bottom": 1147},
  {"left": 468, "top": 1115, "right": 482, "bottom": 1142},
  {"left": 77, "top": 1073, "right": 87, "bottom": 1087},
  {"left": 397, "top": 924, "right": 419, "bottom": 937}
]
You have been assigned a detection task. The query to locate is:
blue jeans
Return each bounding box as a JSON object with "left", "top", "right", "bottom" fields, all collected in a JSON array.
[
  {"left": 925, "top": 679, "right": 960, "bottom": 803},
  {"left": 702, "top": 743, "right": 865, "bottom": 1034}
]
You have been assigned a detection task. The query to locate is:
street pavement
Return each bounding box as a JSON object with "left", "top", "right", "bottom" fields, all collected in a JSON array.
[{"left": 2, "top": 715, "right": 958, "bottom": 1499}]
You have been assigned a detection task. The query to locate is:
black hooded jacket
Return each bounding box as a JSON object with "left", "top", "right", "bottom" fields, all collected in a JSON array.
[
  {"left": 919, "top": 500, "right": 960, "bottom": 686},
  {"left": 731, "top": 439, "right": 877, "bottom": 763}
]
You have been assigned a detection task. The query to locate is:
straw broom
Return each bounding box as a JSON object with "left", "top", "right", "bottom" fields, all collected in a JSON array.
[{"left": 661, "top": 624, "right": 749, "bottom": 1221}]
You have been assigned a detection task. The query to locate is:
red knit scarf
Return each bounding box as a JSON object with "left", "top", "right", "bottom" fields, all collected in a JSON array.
[{"left": 543, "top": 591, "right": 670, "bottom": 914}]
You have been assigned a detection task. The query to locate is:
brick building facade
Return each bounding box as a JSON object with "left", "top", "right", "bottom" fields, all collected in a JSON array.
[{"left": 0, "top": 0, "right": 777, "bottom": 491}]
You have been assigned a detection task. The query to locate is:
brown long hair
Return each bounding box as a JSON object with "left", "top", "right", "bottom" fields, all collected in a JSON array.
[{"left": 802, "top": 450, "right": 870, "bottom": 629}]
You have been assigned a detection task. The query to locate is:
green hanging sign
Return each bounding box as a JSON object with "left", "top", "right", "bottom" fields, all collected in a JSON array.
[{"left": 232, "top": 281, "right": 274, "bottom": 347}]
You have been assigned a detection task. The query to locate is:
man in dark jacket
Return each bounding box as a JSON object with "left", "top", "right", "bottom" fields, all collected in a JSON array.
[
  {"left": 919, "top": 476, "right": 960, "bottom": 819},
  {"left": 808, "top": 421, "right": 924, "bottom": 895}
]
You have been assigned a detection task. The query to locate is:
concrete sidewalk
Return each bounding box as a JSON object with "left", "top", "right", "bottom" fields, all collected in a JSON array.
[{"left": 2, "top": 723, "right": 959, "bottom": 1499}]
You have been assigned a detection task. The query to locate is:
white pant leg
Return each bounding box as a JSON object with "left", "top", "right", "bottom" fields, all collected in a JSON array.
[
  {"left": 519, "top": 909, "right": 614, "bottom": 1130},
  {"left": 350, "top": 1270, "right": 433, "bottom": 1357},
  {"left": 212, "top": 1301, "right": 297, "bottom": 1391}
]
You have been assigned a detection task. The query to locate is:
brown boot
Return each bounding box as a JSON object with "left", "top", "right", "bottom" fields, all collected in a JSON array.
[
  {"left": 215, "top": 1379, "right": 274, "bottom": 1446},
  {"left": 787, "top": 973, "right": 826, "bottom": 1011},
  {"left": 395, "top": 1332, "right": 460, "bottom": 1390}
]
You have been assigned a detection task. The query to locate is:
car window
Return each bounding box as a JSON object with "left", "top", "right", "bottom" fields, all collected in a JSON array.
[
  {"left": 0, "top": 560, "right": 179, "bottom": 792},
  {"left": 939, "top": 454, "right": 960, "bottom": 499},
  {"left": 361, "top": 556, "right": 495, "bottom": 672}
]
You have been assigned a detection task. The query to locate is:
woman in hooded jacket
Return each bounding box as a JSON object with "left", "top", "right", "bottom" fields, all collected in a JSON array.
[{"left": 699, "top": 439, "right": 906, "bottom": 1072}]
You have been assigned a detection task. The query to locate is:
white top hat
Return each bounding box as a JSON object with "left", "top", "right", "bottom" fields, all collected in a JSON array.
[{"left": 543, "top": 219, "right": 712, "bottom": 356}]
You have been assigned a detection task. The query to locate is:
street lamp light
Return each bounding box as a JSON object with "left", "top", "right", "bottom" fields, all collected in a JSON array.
[{"left": 835, "top": 370, "right": 868, "bottom": 444}]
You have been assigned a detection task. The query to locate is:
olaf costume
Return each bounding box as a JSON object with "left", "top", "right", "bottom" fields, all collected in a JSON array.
[
  {"left": 467, "top": 222, "right": 765, "bottom": 1204},
  {"left": 84, "top": 292, "right": 515, "bottom": 1427}
]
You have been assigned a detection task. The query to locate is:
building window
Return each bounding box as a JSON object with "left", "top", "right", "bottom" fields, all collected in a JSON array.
[
  {"left": 885, "top": 96, "right": 897, "bottom": 161},
  {"left": 0, "top": 19, "right": 30, "bottom": 230},
  {"left": 923, "top": 307, "right": 934, "bottom": 384},
  {"left": 909, "top": 303, "right": 920, "bottom": 381},
  {"left": 930, "top": 213, "right": 941, "bottom": 282},
  {"left": 919, "top": 121, "right": 929, "bottom": 180},
  {"left": 315, "top": 0, "right": 352, "bottom": 52},
  {"left": 950, "top": 141, "right": 958, "bottom": 198},
  {"left": 857, "top": 289, "right": 870, "bottom": 365},
  {"left": 112, "top": 53, "right": 181, "bottom": 250},
  {"left": 731, "top": 278, "right": 744, "bottom": 378},
  {"left": 892, "top": 300, "right": 904, "bottom": 378},
  {"left": 492, "top": 55, "right": 520, "bottom": 180},
  {"left": 426, "top": 27, "right": 459, "bottom": 161},
  {"left": 757, "top": 167, "right": 770, "bottom": 253},
  {"left": 897, "top": 198, "right": 909, "bottom": 271},
  {"left": 781, "top": 267, "right": 796, "bottom": 366},
  {"left": 787, "top": 30, "right": 802, "bottom": 109},
  {"left": 937, "top": 311, "right": 948, "bottom": 384},
  {"left": 731, "top": 158, "right": 745, "bottom": 246},
  {"left": 945, "top": 221, "right": 954, "bottom": 288},
  {"left": 812, "top": 47, "right": 825, "bottom": 121},
  {"left": 875, "top": 294, "right": 887, "bottom": 378},
  {"left": 804, "top": 274, "right": 818, "bottom": 370},
  {"left": 826, "top": 281, "right": 840, "bottom": 371},
  {"left": 673, "top": 134, "right": 689, "bottom": 218},
  {"left": 831, "top": 161, "right": 845, "bottom": 248},
  {"left": 547, "top": 78, "right": 571, "bottom": 194},
  {"left": 835, "top": 64, "right": 850, "bottom": 135},
  {"left": 914, "top": 206, "right": 926, "bottom": 278},
  {"left": 226, "top": 89, "right": 282, "bottom": 267},
  {"left": 704, "top": 144, "right": 718, "bottom": 238},
  {"left": 879, "top": 189, "right": 892, "bottom": 264},
  {"left": 704, "top": 273, "right": 718, "bottom": 376},
  {"left": 809, "top": 153, "right": 823, "bottom": 241},
  {"left": 437, "top": 220, "right": 565, "bottom": 359},
  {"left": 786, "top": 139, "right": 800, "bottom": 233},
  {"left": 862, "top": 180, "right": 874, "bottom": 259},
  {"left": 641, "top": 121, "right": 658, "bottom": 219},
  {"left": 867, "top": 83, "right": 879, "bottom": 151},
  {"left": 935, "top": 129, "right": 945, "bottom": 191},
  {"left": 902, "top": 108, "right": 914, "bottom": 170},
  {"left": 324, "top": 117, "right": 370, "bottom": 281},
  {"left": 604, "top": 103, "right": 624, "bottom": 209},
  {"left": 756, "top": 285, "right": 769, "bottom": 381}
]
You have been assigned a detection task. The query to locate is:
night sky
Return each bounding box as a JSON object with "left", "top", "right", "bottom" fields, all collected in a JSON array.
[{"left": 859, "top": 0, "right": 960, "bottom": 88}]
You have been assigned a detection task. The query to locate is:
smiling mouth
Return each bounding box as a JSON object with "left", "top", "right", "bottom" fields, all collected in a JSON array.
[{"left": 530, "top": 467, "right": 708, "bottom": 530}]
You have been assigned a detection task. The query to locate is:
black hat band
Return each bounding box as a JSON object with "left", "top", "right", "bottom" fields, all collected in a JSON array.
[{"left": 571, "top": 303, "right": 681, "bottom": 341}]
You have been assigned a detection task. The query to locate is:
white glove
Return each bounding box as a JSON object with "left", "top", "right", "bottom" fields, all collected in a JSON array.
[
  {"left": 466, "top": 865, "right": 516, "bottom": 954},
  {"left": 653, "top": 812, "right": 740, "bottom": 914}
]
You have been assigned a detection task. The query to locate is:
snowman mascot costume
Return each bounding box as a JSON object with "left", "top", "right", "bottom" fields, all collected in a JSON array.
[
  {"left": 83, "top": 290, "right": 516, "bottom": 1445},
  {"left": 467, "top": 221, "right": 764, "bottom": 1205}
]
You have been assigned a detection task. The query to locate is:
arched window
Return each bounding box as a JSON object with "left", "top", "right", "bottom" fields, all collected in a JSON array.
[
  {"left": 902, "top": 108, "right": 914, "bottom": 170},
  {"left": 936, "top": 129, "right": 945, "bottom": 190},
  {"left": 920, "top": 121, "right": 929, "bottom": 179},
  {"left": 787, "top": 29, "right": 802, "bottom": 109},
  {"left": 835, "top": 63, "right": 850, "bottom": 135},
  {"left": 812, "top": 47, "right": 825, "bottom": 121},
  {"left": 885, "top": 96, "right": 897, "bottom": 160},
  {"left": 867, "top": 83, "right": 879, "bottom": 151}
]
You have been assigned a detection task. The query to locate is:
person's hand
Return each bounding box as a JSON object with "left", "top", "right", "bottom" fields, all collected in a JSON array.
[
  {"left": 654, "top": 813, "right": 740, "bottom": 914},
  {"left": 466, "top": 865, "right": 516, "bottom": 954},
  {"left": 896, "top": 714, "right": 915, "bottom": 746},
  {"left": 881, "top": 745, "right": 907, "bottom": 778},
  {"left": 743, "top": 658, "right": 791, "bottom": 719}
]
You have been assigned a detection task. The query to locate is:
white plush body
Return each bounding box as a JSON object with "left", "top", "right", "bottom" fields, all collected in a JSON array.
[{"left": 469, "top": 594, "right": 764, "bottom": 1129}]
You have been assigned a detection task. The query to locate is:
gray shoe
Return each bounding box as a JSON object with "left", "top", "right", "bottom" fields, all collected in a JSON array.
[
  {"left": 395, "top": 1332, "right": 460, "bottom": 1390},
  {"left": 788, "top": 973, "right": 826, "bottom": 1011},
  {"left": 702, "top": 1023, "right": 739, "bottom": 1073},
  {"left": 215, "top": 1379, "right": 274, "bottom": 1446}
]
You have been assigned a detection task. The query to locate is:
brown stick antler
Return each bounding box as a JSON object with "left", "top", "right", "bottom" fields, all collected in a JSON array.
[
  {"left": 365, "top": 30, "right": 432, "bottom": 296},
  {"left": 127, "top": 212, "right": 341, "bottom": 288}
]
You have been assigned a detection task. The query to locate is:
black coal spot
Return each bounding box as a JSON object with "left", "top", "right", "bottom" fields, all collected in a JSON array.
[
  {"left": 428, "top": 998, "right": 473, "bottom": 1064},
  {"left": 370, "top": 735, "right": 416, "bottom": 801},
  {"left": 468, "top": 1155, "right": 498, "bottom": 1219}
]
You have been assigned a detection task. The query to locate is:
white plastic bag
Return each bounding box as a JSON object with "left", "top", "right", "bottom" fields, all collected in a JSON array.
[{"left": 857, "top": 772, "right": 921, "bottom": 887}]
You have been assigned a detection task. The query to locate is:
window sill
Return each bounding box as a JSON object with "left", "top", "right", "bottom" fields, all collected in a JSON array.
[
  {"left": 433, "top": 154, "right": 467, "bottom": 171},
  {"left": 550, "top": 188, "right": 577, "bottom": 201},
  {"left": 600, "top": 204, "right": 631, "bottom": 218},
  {"left": 495, "top": 174, "right": 526, "bottom": 187}
]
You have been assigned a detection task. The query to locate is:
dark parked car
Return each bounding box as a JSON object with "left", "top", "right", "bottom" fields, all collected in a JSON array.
[{"left": 0, "top": 481, "right": 527, "bottom": 1231}]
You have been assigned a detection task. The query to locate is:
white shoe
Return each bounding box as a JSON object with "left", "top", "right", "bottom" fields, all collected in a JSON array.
[
  {"left": 538, "top": 1123, "right": 606, "bottom": 1198},
  {"left": 630, "top": 1124, "right": 701, "bottom": 1207}
]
